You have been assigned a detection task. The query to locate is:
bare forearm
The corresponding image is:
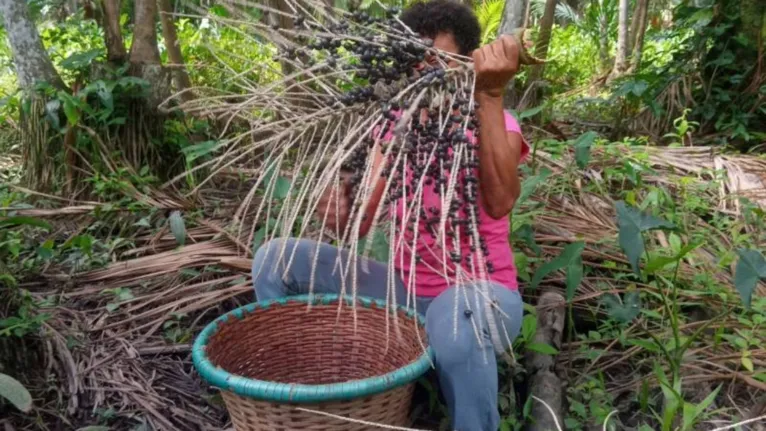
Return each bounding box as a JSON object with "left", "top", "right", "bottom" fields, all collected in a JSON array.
[{"left": 475, "top": 93, "right": 521, "bottom": 219}]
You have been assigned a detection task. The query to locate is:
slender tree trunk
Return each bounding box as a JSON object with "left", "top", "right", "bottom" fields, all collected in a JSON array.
[
  {"left": 628, "top": 0, "right": 649, "bottom": 73},
  {"left": 0, "top": 0, "right": 66, "bottom": 191},
  {"left": 523, "top": 0, "right": 557, "bottom": 108},
  {"left": 609, "top": 0, "right": 629, "bottom": 80},
  {"left": 102, "top": 0, "right": 127, "bottom": 62},
  {"left": 499, "top": 0, "right": 525, "bottom": 35},
  {"left": 498, "top": 0, "right": 526, "bottom": 108},
  {"left": 159, "top": 0, "right": 194, "bottom": 101},
  {"left": 129, "top": 0, "right": 161, "bottom": 64},
  {"left": 0, "top": 0, "right": 64, "bottom": 90}
]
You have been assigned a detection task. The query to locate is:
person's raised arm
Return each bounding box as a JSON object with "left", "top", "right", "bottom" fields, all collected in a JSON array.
[{"left": 472, "top": 35, "right": 524, "bottom": 219}]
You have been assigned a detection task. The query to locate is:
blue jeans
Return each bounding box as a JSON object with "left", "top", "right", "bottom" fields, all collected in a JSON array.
[{"left": 252, "top": 238, "right": 524, "bottom": 431}]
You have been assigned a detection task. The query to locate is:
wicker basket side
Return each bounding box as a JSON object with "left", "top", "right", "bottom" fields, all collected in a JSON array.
[{"left": 222, "top": 383, "right": 416, "bottom": 431}]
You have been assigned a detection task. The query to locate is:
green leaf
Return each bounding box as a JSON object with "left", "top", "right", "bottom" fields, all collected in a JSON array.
[
  {"left": 273, "top": 176, "right": 291, "bottom": 200},
  {"left": 615, "top": 201, "right": 676, "bottom": 276},
  {"left": 682, "top": 384, "right": 720, "bottom": 431},
  {"left": 0, "top": 372, "right": 32, "bottom": 412},
  {"left": 733, "top": 249, "right": 766, "bottom": 309},
  {"left": 0, "top": 216, "right": 51, "bottom": 230},
  {"left": 168, "top": 211, "right": 186, "bottom": 246},
  {"left": 94, "top": 80, "right": 113, "bottom": 113},
  {"left": 525, "top": 342, "right": 558, "bottom": 355},
  {"left": 59, "top": 93, "right": 81, "bottom": 126},
  {"left": 626, "top": 338, "right": 662, "bottom": 353},
  {"left": 601, "top": 291, "right": 641, "bottom": 324},
  {"left": 518, "top": 105, "right": 544, "bottom": 120},
  {"left": 369, "top": 229, "right": 389, "bottom": 263},
  {"left": 514, "top": 224, "right": 541, "bottom": 256},
  {"left": 181, "top": 140, "right": 221, "bottom": 162},
  {"left": 60, "top": 49, "right": 102, "bottom": 70},
  {"left": 572, "top": 131, "right": 598, "bottom": 169},
  {"left": 521, "top": 314, "right": 537, "bottom": 342},
  {"left": 530, "top": 241, "right": 585, "bottom": 302},
  {"left": 76, "top": 426, "right": 111, "bottom": 431},
  {"left": 516, "top": 168, "right": 551, "bottom": 208},
  {"left": 252, "top": 219, "right": 278, "bottom": 252},
  {"left": 645, "top": 241, "right": 703, "bottom": 274}
]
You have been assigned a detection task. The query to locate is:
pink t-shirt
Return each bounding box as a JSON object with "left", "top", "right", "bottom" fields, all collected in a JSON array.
[{"left": 380, "top": 111, "right": 530, "bottom": 298}]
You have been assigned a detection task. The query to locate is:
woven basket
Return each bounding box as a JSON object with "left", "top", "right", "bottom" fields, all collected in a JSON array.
[{"left": 192, "top": 294, "right": 433, "bottom": 430}]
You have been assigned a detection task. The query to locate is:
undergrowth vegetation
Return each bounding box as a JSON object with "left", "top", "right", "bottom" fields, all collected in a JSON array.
[{"left": 0, "top": 0, "right": 764, "bottom": 429}]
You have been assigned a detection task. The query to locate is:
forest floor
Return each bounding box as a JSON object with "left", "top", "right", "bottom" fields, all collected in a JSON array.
[{"left": 1, "top": 121, "right": 766, "bottom": 431}]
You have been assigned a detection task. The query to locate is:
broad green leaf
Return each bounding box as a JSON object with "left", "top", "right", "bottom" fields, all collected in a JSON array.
[
  {"left": 0, "top": 216, "right": 51, "bottom": 230},
  {"left": 518, "top": 105, "right": 544, "bottom": 120},
  {"left": 59, "top": 93, "right": 81, "bottom": 126},
  {"left": 60, "top": 49, "right": 102, "bottom": 70},
  {"left": 252, "top": 219, "right": 278, "bottom": 252},
  {"left": 94, "top": 80, "right": 113, "bottom": 113},
  {"left": 572, "top": 131, "right": 597, "bottom": 169},
  {"left": 645, "top": 241, "right": 702, "bottom": 274},
  {"left": 601, "top": 291, "right": 641, "bottom": 324},
  {"left": 273, "top": 176, "right": 291, "bottom": 200},
  {"left": 516, "top": 168, "right": 551, "bottom": 208},
  {"left": 0, "top": 372, "right": 32, "bottom": 412},
  {"left": 615, "top": 201, "right": 676, "bottom": 276},
  {"left": 530, "top": 241, "right": 585, "bottom": 301},
  {"left": 181, "top": 140, "right": 221, "bottom": 162},
  {"left": 513, "top": 224, "right": 541, "bottom": 256},
  {"left": 168, "top": 211, "right": 186, "bottom": 246},
  {"left": 369, "top": 229, "right": 389, "bottom": 263},
  {"left": 733, "top": 249, "right": 766, "bottom": 309},
  {"left": 525, "top": 342, "right": 558, "bottom": 355},
  {"left": 521, "top": 314, "right": 537, "bottom": 342}
]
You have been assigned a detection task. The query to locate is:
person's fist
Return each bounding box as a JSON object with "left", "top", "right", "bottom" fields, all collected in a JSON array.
[{"left": 472, "top": 35, "right": 520, "bottom": 98}]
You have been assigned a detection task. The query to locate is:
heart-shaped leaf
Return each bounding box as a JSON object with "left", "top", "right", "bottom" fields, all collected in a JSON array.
[
  {"left": 615, "top": 201, "right": 676, "bottom": 277},
  {"left": 0, "top": 372, "right": 32, "bottom": 412},
  {"left": 734, "top": 249, "right": 766, "bottom": 309},
  {"left": 601, "top": 291, "right": 641, "bottom": 324},
  {"left": 572, "top": 131, "right": 598, "bottom": 169},
  {"left": 530, "top": 241, "right": 585, "bottom": 302}
]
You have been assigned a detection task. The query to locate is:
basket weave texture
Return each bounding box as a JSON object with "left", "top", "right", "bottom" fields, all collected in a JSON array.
[{"left": 193, "top": 294, "right": 432, "bottom": 431}]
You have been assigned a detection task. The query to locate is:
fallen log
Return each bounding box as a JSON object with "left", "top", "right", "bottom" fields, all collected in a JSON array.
[{"left": 525, "top": 290, "right": 566, "bottom": 431}]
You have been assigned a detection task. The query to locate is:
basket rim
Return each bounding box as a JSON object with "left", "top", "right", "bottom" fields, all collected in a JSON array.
[{"left": 192, "top": 293, "right": 433, "bottom": 404}]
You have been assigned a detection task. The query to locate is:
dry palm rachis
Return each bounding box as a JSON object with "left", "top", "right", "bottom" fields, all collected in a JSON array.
[{"left": 170, "top": 0, "right": 543, "bottom": 357}]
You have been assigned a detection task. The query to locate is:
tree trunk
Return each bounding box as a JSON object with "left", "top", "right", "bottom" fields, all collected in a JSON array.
[
  {"left": 0, "top": 0, "right": 64, "bottom": 90},
  {"left": 628, "top": 0, "right": 649, "bottom": 73},
  {"left": 158, "top": 0, "right": 194, "bottom": 101},
  {"left": 498, "top": 0, "right": 526, "bottom": 108},
  {"left": 129, "top": 0, "right": 161, "bottom": 64},
  {"left": 498, "top": 0, "right": 525, "bottom": 35},
  {"left": 0, "top": 0, "right": 66, "bottom": 191},
  {"left": 102, "top": 0, "right": 127, "bottom": 62},
  {"left": 523, "top": 0, "right": 556, "bottom": 108},
  {"left": 609, "top": 0, "right": 629, "bottom": 80}
]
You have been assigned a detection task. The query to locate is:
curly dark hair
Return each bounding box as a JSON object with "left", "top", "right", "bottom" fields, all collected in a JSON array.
[{"left": 400, "top": 0, "right": 481, "bottom": 56}]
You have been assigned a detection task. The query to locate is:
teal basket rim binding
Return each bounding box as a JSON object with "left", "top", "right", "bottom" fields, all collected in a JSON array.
[{"left": 192, "top": 294, "right": 434, "bottom": 404}]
